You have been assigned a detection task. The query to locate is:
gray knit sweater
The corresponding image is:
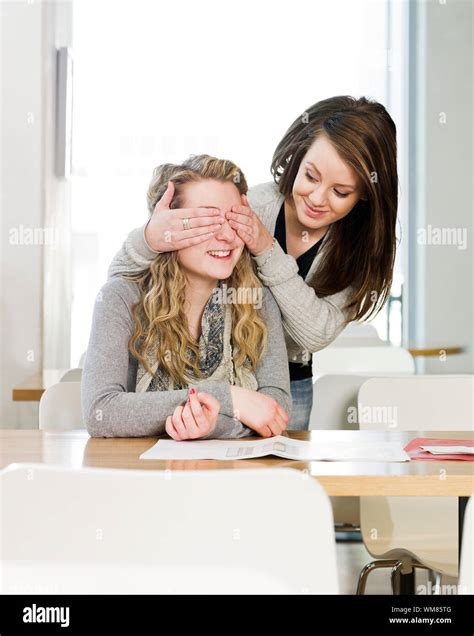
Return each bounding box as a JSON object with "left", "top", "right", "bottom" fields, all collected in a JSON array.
[
  {"left": 81, "top": 277, "right": 291, "bottom": 438},
  {"left": 107, "top": 181, "right": 355, "bottom": 364}
]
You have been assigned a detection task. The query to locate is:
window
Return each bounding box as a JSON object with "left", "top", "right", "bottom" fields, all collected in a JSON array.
[{"left": 71, "top": 0, "right": 407, "bottom": 363}]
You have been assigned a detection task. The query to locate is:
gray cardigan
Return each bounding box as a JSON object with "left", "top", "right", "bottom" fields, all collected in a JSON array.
[
  {"left": 108, "top": 181, "right": 355, "bottom": 364},
  {"left": 81, "top": 277, "right": 291, "bottom": 438}
]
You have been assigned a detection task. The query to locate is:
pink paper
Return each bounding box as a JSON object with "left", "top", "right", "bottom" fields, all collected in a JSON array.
[{"left": 404, "top": 437, "right": 474, "bottom": 461}]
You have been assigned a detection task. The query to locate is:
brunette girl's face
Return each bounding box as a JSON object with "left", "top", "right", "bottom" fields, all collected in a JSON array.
[
  {"left": 291, "top": 134, "right": 365, "bottom": 230},
  {"left": 176, "top": 179, "right": 245, "bottom": 281}
]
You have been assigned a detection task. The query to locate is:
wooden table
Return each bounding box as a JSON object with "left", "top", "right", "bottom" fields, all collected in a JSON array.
[
  {"left": 2, "top": 428, "right": 472, "bottom": 595},
  {"left": 12, "top": 369, "right": 69, "bottom": 402},
  {"left": 407, "top": 346, "right": 465, "bottom": 358},
  {"left": 1, "top": 429, "right": 472, "bottom": 497}
]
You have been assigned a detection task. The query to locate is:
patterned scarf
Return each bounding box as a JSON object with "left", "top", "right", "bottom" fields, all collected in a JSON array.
[{"left": 135, "top": 281, "right": 258, "bottom": 393}]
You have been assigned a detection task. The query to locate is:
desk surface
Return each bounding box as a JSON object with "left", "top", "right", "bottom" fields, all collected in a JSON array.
[
  {"left": 1, "top": 429, "right": 473, "bottom": 496},
  {"left": 407, "top": 346, "right": 465, "bottom": 358}
]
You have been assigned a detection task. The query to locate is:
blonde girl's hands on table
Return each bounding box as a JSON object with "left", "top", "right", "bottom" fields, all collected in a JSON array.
[
  {"left": 225, "top": 194, "right": 274, "bottom": 256},
  {"left": 165, "top": 389, "right": 220, "bottom": 441},
  {"left": 230, "top": 385, "right": 289, "bottom": 438},
  {"left": 145, "top": 181, "right": 225, "bottom": 252}
]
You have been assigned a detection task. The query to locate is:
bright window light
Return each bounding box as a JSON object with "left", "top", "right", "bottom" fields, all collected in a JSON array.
[{"left": 71, "top": 0, "right": 404, "bottom": 364}]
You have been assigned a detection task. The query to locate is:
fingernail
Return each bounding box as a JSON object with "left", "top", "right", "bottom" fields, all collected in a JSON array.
[{"left": 189, "top": 388, "right": 196, "bottom": 395}]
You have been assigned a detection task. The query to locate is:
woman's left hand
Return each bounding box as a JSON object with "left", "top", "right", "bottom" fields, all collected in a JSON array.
[
  {"left": 165, "top": 390, "right": 220, "bottom": 440},
  {"left": 225, "top": 194, "right": 274, "bottom": 256}
]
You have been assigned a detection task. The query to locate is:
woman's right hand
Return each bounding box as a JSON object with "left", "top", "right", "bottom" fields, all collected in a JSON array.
[
  {"left": 165, "top": 390, "right": 220, "bottom": 440},
  {"left": 145, "top": 181, "right": 225, "bottom": 252},
  {"left": 230, "top": 386, "right": 289, "bottom": 438}
]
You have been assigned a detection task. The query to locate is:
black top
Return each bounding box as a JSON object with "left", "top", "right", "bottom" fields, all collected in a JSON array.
[{"left": 274, "top": 202, "right": 325, "bottom": 382}]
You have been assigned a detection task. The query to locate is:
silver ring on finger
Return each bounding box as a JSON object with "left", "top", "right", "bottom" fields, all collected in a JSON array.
[{"left": 182, "top": 218, "right": 190, "bottom": 231}]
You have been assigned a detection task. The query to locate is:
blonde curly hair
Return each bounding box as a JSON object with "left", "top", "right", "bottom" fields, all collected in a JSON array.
[{"left": 123, "top": 154, "right": 267, "bottom": 385}]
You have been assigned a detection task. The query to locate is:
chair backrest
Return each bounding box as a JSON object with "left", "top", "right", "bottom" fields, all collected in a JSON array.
[
  {"left": 358, "top": 375, "right": 474, "bottom": 431},
  {"left": 0, "top": 464, "right": 338, "bottom": 594},
  {"left": 313, "top": 346, "right": 415, "bottom": 375},
  {"left": 309, "top": 373, "right": 372, "bottom": 431},
  {"left": 459, "top": 498, "right": 474, "bottom": 594},
  {"left": 330, "top": 323, "right": 386, "bottom": 348},
  {"left": 78, "top": 351, "right": 87, "bottom": 367},
  {"left": 309, "top": 373, "right": 423, "bottom": 431},
  {"left": 39, "top": 382, "right": 84, "bottom": 431},
  {"left": 59, "top": 368, "right": 82, "bottom": 382}
]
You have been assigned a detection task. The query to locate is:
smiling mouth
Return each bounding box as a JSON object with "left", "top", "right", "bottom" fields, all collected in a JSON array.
[
  {"left": 303, "top": 198, "right": 328, "bottom": 216},
  {"left": 207, "top": 250, "right": 232, "bottom": 259}
]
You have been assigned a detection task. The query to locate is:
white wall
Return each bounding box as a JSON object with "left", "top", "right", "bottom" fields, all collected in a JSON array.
[
  {"left": 408, "top": 0, "right": 473, "bottom": 374},
  {"left": 0, "top": 0, "right": 72, "bottom": 429}
]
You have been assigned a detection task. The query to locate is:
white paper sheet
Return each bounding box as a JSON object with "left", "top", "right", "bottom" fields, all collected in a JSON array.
[
  {"left": 420, "top": 445, "right": 474, "bottom": 455},
  {"left": 140, "top": 435, "right": 411, "bottom": 462}
]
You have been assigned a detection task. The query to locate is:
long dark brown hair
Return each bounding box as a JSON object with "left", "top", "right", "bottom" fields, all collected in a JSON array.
[{"left": 271, "top": 95, "right": 398, "bottom": 322}]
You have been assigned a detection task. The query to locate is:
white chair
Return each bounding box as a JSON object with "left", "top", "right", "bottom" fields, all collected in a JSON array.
[
  {"left": 459, "top": 498, "right": 473, "bottom": 594},
  {"left": 330, "top": 323, "right": 386, "bottom": 348},
  {"left": 0, "top": 464, "right": 339, "bottom": 594},
  {"left": 313, "top": 346, "right": 415, "bottom": 376},
  {"left": 310, "top": 373, "right": 380, "bottom": 431},
  {"left": 309, "top": 373, "right": 375, "bottom": 531},
  {"left": 309, "top": 373, "right": 416, "bottom": 531},
  {"left": 356, "top": 375, "right": 474, "bottom": 594},
  {"left": 59, "top": 368, "right": 82, "bottom": 382},
  {"left": 39, "top": 381, "right": 84, "bottom": 431},
  {"left": 358, "top": 375, "right": 473, "bottom": 431}
]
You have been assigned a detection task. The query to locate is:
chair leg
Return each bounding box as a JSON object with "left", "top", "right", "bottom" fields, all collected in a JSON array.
[
  {"left": 392, "top": 559, "right": 435, "bottom": 595},
  {"left": 427, "top": 569, "right": 442, "bottom": 594},
  {"left": 356, "top": 559, "right": 401, "bottom": 594},
  {"left": 391, "top": 560, "right": 403, "bottom": 595},
  {"left": 360, "top": 557, "right": 439, "bottom": 596}
]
